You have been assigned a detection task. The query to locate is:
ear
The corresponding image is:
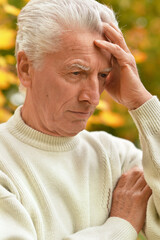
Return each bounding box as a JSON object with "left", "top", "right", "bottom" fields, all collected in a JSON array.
[{"left": 17, "top": 51, "right": 33, "bottom": 88}]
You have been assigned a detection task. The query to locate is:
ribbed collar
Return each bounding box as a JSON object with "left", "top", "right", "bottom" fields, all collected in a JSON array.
[{"left": 6, "top": 106, "right": 80, "bottom": 152}]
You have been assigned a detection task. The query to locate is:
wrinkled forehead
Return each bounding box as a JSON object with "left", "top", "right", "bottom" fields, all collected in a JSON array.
[{"left": 55, "top": 29, "right": 112, "bottom": 69}]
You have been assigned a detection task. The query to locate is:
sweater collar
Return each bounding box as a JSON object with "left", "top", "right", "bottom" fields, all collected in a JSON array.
[{"left": 7, "top": 106, "right": 80, "bottom": 152}]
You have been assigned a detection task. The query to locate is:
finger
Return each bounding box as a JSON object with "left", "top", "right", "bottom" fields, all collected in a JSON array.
[
  {"left": 132, "top": 174, "right": 147, "bottom": 191},
  {"left": 115, "top": 167, "right": 143, "bottom": 188},
  {"left": 94, "top": 40, "right": 131, "bottom": 67},
  {"left": 105, "top": 57, "right": 120, "bottom": 85},
  {"left": 102, "top": 23, "right": 130, "bottom": 53},
  {"left": 114, "top": 173, "right": 127, "bottom": 188},
  {"left": 142, "top": 184, "right": 152, "bottom": 199},
  {"left": 103, "top": 23, "right": 129, "bottom": 51},
  {"left": 109, "top": 22, "right": 122, "bottom": 33},
  {"left": 124, "top": 171, "right": 143, "bottom": 188},
  {"left": 115, "top": 171, "right": 140, "bottom": 189}
]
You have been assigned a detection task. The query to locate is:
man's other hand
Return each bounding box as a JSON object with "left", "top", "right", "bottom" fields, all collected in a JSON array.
[{"left": 110, "top": 167, "right": 152, "bottom": 233}]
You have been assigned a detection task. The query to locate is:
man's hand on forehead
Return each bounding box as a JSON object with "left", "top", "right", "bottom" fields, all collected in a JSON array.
[
  {"left": 94, "top": 22, "right": 135, "bottom": 70},
  {"left": 94, "top": 23, "right": 152, "bottom": 110},
  {"left": 102, "top": 22, "right": 130, "bottom": 53}
]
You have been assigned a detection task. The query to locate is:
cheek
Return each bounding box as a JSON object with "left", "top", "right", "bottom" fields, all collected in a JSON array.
[
  {"left": 99, "top": 80, "right": 106, "bottom": 94},
  {"left": 47, "top": 82, "right": 79, "bottom": 111}
]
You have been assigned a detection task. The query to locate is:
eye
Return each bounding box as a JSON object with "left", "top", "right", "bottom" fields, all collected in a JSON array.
[
  {"left": 72, "top": 71, "right": 81, "bottom": 76},
  {"left": 99, "top": 73, "right": 108, "bottom": 78},
  {"left": 98, "top": 73, "right": 109, "bottom": 81}
]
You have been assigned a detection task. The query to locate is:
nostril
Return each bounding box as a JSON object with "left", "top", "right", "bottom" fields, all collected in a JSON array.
[{"left": 78, "top": 89, "right": 100, "bottom": 106}]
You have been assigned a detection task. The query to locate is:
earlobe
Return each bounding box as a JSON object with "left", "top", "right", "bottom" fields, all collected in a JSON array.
[{"left": 17, "top": 51, "right": 32, "bottom": 88}]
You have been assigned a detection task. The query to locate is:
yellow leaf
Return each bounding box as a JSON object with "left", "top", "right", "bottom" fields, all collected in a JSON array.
[
  {"left": 5, "top": 55, "right": 16, "bottom": 65},
  {"left": 86, "top": 111, "right": 125, "bottom": 128},
  {"left": 0, "top": 69, "right": 19, "bottom": 89},
  {"left": 0, "top": 56, "right": 7, "bottom": 67},
  {"left": 86, "top": 115, "right": 102, "bottom": 129},
  {"left": 132, "top": 50, "right": 147, "bottom": 63},
  {"left": 4, "top": 4, "right": 20, "bottom": 16},
  {"left": 99, "top": 111, "right": 125, "bottom": 127},
  {"left": 0, "top": 28, "right": 16, "bottom": 50},
  {"left": 0, "top": 0, "right": 6, "bottom": 5},
  {"left": 0, "top": 108, "right": 12, "bottom": 122},
  {"left": 0, "top": 91, "right": 6, "bottom": 107},
  {"left": 88, "top": 115, "right": 102, "bottom": 124},
  {"left": 0, "top": 71, "right": 10, "bottom": 89},
  {"left": 96, "top": 100, "right": 109, "bottom": 111}
]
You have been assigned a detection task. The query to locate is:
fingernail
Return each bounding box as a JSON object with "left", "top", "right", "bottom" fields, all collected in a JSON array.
[
  {"left": 103, "top": 23, "right": 110, "bottom": 27},
  {"left": 95, "top": 40, "right": 101, "bottom": 43},
  {"left": 94, "top": 40, "right": 104, "bottom": 46},
  {"left": 94, "top": 40, "right": 106, "bottom": 45}
]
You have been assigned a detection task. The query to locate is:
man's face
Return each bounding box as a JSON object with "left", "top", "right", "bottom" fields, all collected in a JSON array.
[{"left": 28, "top": 30, "right": 112, "bottom": 136}]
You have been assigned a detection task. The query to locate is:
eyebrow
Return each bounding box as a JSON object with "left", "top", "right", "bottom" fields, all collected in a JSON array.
[
  {"left": 68, "top": 63, "right": 90, "bottom": 71},
  {"left": 102, "top": 67, "right": 112, "bottom": 73},
  {"left": 67, "top": 63, "right": 112, "bottom": 72}
]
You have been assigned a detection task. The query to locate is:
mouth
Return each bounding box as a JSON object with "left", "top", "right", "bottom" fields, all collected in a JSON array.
[{"left": 68, "top": 110, "right": 91, "bottom": 119}]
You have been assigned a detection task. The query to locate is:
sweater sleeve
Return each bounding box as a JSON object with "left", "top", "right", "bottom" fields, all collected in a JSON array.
[
  {"left": 0, "top": 185, "right": 37, "bottom": 239},
  {"left": 64, "top": 96, "right": 160, "bottom": 240},
  {"left": 129, "top": 96, "right": 160, "bottom": 240},
  {"left": 64, "top": 217, "right": 137, "bottom": 240}
]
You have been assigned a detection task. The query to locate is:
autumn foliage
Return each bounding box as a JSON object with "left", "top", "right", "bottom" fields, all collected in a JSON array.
[
  {"left": 0, "top": 0, "right": 159, "bottom": 147},
  {"left": 88, "top": 0, "right": 160, "bottom": 147},
  {"left": 0, "top": 0, "right": 159, "bottom": 239}
]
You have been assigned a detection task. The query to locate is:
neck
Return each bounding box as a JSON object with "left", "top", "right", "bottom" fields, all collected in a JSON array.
[
  {"left": 21, "top": 100, "right": 79, "bottom": 137},
  {"left": 7, "top": 106, "right": 80, "bottom": 151}
]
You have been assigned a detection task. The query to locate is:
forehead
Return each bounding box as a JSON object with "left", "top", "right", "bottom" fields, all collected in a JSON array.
[{"left": 48, "top": 30, "right": 111, "bottom": 70}]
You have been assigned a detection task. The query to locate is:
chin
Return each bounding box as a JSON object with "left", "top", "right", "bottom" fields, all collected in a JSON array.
[
  {"left": 65, "top": 128, "right": 85, "bottom": 137},
  {"left": 63, "top": 122, "right": 87, "bottom": 136}
]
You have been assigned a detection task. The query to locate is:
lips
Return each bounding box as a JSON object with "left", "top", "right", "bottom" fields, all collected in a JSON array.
[{"left": 68, "top": 110, "right": 91, "bottom": 119}]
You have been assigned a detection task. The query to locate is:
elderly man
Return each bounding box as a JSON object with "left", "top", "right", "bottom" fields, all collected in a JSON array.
[{"left": 0, "top": 0, "right": 160, "bottom": 239}]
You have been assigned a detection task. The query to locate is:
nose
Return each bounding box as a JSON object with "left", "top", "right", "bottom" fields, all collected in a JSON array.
[{"left": 78, "top": 77, "right": 100, "bottom": 106}]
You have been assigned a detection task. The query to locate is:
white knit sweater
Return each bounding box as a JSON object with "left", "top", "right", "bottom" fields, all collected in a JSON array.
[{"left": 0, "top": 96, "right": 160, "bottom": 240}]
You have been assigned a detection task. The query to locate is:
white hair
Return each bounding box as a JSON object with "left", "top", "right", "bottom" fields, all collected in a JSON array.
[{"left": 16, "top": 0, "right": 118, "bottom": 69}]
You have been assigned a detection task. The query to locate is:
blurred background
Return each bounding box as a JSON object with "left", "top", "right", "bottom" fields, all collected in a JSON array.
[
  {"left": 0, "top": 0, "right": 159, "bottom": 239},
  {"left": 88, "top": 0, "right": 160, "bottom": 148}
]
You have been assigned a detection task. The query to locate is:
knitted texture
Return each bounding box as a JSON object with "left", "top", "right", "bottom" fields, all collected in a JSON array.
[{"left": 0, "top": 96, "right": 160, "bottom": 240}]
